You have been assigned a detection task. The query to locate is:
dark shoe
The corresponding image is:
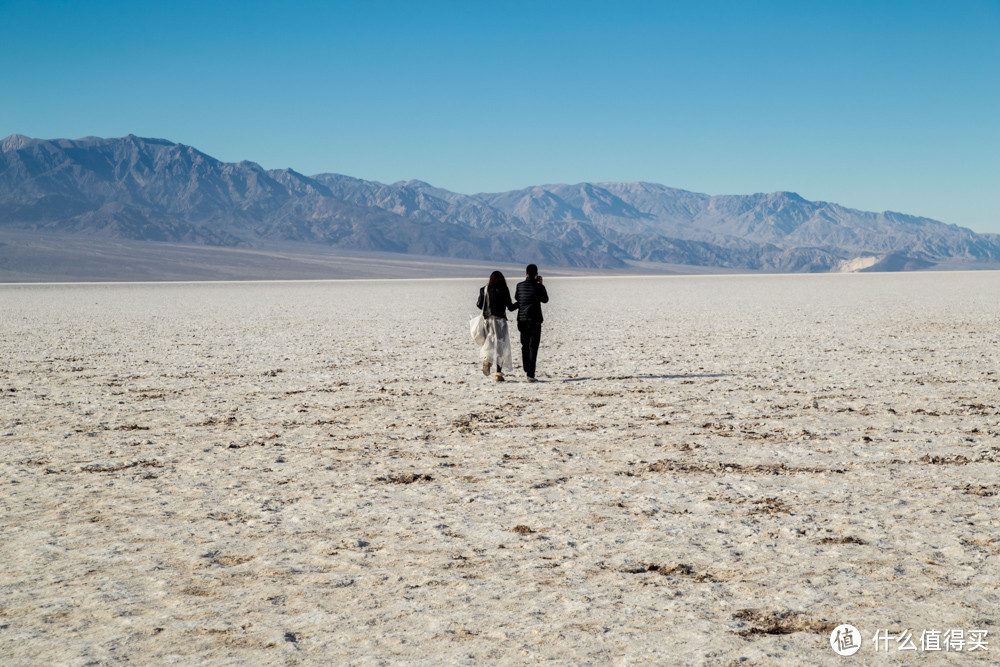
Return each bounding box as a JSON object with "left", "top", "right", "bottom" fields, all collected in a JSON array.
[{"left": 482, "top": 360, "right": 491, "bottom": 376}]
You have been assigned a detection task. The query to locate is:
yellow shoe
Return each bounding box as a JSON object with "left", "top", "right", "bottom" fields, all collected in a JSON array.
[{"left": 493, "top": 372, "right": 504, "bottom": 382}]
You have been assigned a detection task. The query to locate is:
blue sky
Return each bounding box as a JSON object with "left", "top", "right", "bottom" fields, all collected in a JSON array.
[{"left": 2, "top": 0, "right": 998, "bottom": 232}]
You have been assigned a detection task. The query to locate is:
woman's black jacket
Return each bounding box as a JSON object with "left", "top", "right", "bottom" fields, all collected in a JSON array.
[{"left": 477, "top": 284, "right": 517, "bottom": 319}]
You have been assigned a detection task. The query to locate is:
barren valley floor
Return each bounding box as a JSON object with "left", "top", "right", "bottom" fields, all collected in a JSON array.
[{"left": 1, "top": 273, "right": 998, "bottom": 664}]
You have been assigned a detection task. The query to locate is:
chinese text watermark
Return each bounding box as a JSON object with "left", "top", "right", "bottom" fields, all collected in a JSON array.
[{"left": 830, "top": 626, "right": 988, "bottom": 655}]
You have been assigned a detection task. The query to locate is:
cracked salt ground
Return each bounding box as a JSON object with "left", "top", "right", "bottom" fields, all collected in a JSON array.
[{"left": 1, "top": 273, "right": 998, "bottom": 664}]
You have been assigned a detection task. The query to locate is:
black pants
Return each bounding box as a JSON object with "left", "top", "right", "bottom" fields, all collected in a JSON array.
[{"left": 517, "top": 321, "right": 542, "bottom": 378}]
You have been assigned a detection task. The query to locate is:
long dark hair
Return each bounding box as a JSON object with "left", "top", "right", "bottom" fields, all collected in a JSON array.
[
  {"left": 488, "top": 270, "right": 506, "bottom": 288},
  {"left": 485, "top": 271, "right": 511, "bottom": 308}
]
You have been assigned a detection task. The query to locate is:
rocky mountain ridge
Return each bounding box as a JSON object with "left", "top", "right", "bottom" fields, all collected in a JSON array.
[{"left": 2, "top": 134, "right": 997, "bottom": 274}]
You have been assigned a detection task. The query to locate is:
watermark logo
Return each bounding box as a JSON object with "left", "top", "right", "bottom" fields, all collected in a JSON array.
[
  {"left": 828, "top": 625, "right": 989, "bottom": 655},
  {"left": 830, "top": 624, "right": 862, "bottom": 656}
]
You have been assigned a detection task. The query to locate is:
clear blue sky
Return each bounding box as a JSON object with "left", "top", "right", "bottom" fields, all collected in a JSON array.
[{"left": 2, "top": 0, "right": 998, "bottom": 232}]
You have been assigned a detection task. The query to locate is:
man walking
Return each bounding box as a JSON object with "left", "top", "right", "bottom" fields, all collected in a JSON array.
[{"left": 514, "top": 264, "right": 549, "bottom": 382}]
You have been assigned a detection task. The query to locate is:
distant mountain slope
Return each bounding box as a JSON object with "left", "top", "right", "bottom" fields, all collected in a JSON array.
[
  {"left": 472, "top": 182, "right": 999, "bottom": 266},
  {"left": 2, "top": 134, "right": 998, "bottom": 275},
  {"left": 0, "top": 135, "right": 609, "bottom": 268}
]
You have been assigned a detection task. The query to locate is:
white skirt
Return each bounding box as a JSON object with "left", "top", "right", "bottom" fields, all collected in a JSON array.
[{"left": 480, "top": 317, "right": 513, "bottom": 372}]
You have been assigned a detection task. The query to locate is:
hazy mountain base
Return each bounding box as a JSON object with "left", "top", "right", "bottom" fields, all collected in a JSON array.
[
  {"left": 0, "top": 231, "right": 592, "bottom": 283},
  {"left": 2, "top": 231, "right": 997, "bottom": 283}
]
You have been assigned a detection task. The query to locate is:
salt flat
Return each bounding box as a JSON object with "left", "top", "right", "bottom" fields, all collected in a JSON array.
[{"left": 1, "top": 272, "right": 998, "bottom": 665}]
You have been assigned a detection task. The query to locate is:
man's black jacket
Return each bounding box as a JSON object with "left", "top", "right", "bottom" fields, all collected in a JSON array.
[{"left": 514, "top": 278, "right": 549, "bottom": 324}]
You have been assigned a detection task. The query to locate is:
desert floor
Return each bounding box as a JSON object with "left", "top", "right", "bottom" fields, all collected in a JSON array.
[{"left": 2, "top": 272, "right": 998, "bottom": 665}]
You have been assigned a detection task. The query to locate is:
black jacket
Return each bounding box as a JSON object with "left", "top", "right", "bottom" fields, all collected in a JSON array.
[
  {"left": 514, "top": 278, "right": 548, "bottom": 324},
  {"left": 477, "top": 283, "right": 516, "bottom": 319}
]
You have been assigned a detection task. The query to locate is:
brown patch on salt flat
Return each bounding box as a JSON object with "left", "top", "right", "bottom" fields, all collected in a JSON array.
[
  {"left": 920, "top": 454, "right": 972, "bottom": 465},
  {"left": 79, "top": 460, "right": 163, "bottom": 473},
  {"left": 228, "top": 435, "right": 280, "bottom": 449},
  {"left": 181, "top": 587, "right": 215, "bottom": 597},
  {"left": 197, "top": 415, "right": 238, "bottom": 426},
  {"left": 376, "top": 473, "right": 434, "bottom": 484},
  {"left": 957, "top": 484, "right": 998, "bottom": 497},
  {"left": 201, "top": 552, "right": 255, "bottom": 567},
  {"left": 643, "top": 459, "right": 845, "bottom": 475},
  {"left": 733, "top": 609, "right": 837, "bottom": 636},
  {"left": 746, "top": 497, "right": 793, "bottom": 515},
  {"left": 646, "top": 563, "right": 717, "bottom": 582},
  {"left": 532, "top": 477, "right": 569, "bottom": 489},
  {"left": 206, "top": 511, "right": 252, "bottom": 523},
  {"left": 815, "top": 535, "right": 867, "bottom": 545}
]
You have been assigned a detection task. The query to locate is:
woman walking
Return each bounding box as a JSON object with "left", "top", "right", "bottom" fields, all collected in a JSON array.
[{"left": 476, "top": 271, "right": 517, "bottom": 381}]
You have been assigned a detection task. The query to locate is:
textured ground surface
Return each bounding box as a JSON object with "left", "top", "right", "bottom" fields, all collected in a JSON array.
[{"left": 2, "top": 273, "right": 998, "bottom": 664}]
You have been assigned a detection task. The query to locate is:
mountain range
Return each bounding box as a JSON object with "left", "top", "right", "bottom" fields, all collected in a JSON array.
[{"left": 2, "top": 134, "right": 998, "bottom": 278}]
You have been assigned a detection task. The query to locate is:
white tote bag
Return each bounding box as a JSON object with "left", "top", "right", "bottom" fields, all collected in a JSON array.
[
  {"left": 470, "top": 313, "right": 487, "bottom": 346},
  {"left": 470, "top": 285, "right": 488, "bottom": 345}
]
